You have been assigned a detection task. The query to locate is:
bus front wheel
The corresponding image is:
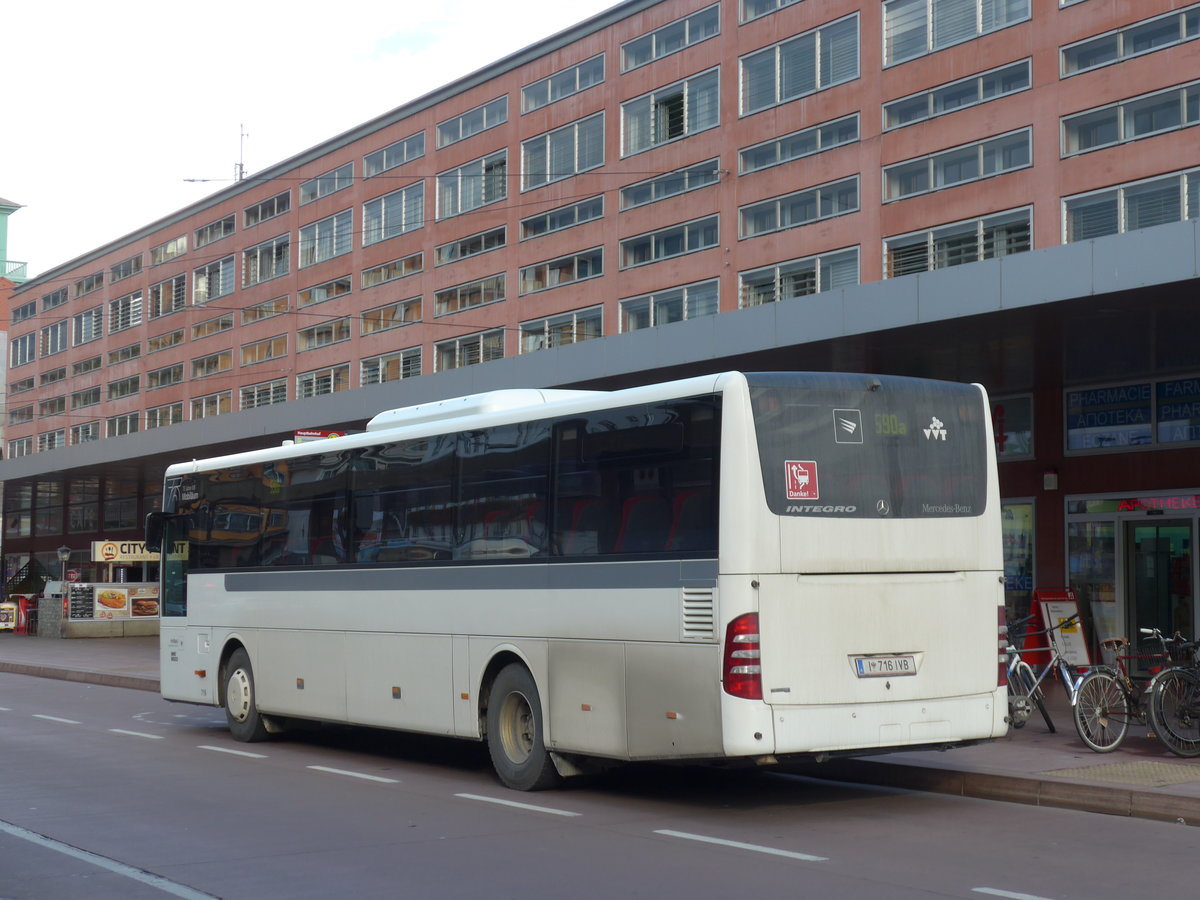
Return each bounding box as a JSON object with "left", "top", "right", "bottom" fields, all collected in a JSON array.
[
  {"left": 224, "top": 648, "right": 270, "bottom": 742},
  {"left": 487, "top": 664, "right": 560, "bottom": 791}
]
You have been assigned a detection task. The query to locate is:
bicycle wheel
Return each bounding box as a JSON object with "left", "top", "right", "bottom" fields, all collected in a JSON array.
[
  {"left": 1072, "top": 670, "right": 1128, "bottom": 752},
  {"left": 1006, "top": 661, "right": 1036, "bottom": 728},
  {"left": 1150, "top": 668, "right": 1200, "bottom": 757}
]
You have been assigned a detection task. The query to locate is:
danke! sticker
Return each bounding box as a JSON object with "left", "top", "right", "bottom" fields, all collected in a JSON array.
[{"left": 784, "top": 460, "right": 819, "bottom": 500}]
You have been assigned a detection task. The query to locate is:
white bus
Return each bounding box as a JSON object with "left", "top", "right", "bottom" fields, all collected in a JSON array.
[{"left": 147, "top": 371, "right": 1007, "bottom": 790}]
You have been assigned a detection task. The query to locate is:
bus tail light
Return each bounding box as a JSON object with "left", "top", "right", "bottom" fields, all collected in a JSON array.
[
  {"left": 997, "top": 607, "right": 1008, "bottom": 688},
  {"left": 724, "top": 613, "right": 763, "bottom": 700}
]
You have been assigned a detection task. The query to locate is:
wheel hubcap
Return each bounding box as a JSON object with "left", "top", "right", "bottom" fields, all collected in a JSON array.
[
  {"left": 498, "top": 691, "right": 534, "bottom": 764},
  {"left": 228, "top": 668, "right": 252, "bottom": 723}
]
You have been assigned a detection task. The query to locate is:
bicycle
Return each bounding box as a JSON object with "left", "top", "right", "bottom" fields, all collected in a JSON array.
[
  {"left": 1005, "top": 612, "right": 1086, "bottom": 734},
  {"left": 1071, "top": 626, "right": 1177, "bottom": 753},
  {"left": 1148, "top": 637, "right": 1200, "bottom": 757}
]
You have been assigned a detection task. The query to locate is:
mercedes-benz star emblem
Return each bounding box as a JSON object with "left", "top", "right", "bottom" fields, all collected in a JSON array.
[{"left": 876, "top": 499, "right": 891, "bottom": 516}]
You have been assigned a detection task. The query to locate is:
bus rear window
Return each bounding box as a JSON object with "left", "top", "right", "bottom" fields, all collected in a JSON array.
[{"left": 748, "top": 373, "right": 988, "bottom": 519}]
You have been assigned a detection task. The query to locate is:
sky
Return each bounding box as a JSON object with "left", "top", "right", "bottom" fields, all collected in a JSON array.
[{"left": 4, "top": 0, "right": 618, "bottom": 279}]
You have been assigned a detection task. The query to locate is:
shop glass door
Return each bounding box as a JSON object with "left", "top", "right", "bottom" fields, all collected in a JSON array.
[{"left": 1126, "top": 520, "right": 1193, "bottom": 641}]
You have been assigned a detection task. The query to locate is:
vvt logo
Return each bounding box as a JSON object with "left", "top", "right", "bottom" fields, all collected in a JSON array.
[
  {"left": 833, "top": 408, "right": 863, "bottom": 444},
  {"left": 923, "top": 416, "right": 948, "bottom": 440}
]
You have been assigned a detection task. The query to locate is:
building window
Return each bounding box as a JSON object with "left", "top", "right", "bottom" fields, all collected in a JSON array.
[
  {"left": 240, "top": 380, "right": 288, "bottom": 410},
  {"left": 11, "top": 376, "right": 35, "bottom": 395},
  {"left": 362, "top": 252, "right": 422, "bottom": 288},
  {"left": 39, "top": 396, "right": 66, "bottom": 417},
  {"left": 40, "top": 321, "right": 69, "bottom": 356},
  {"left": 297, "top": 276, "right": 351, "bottom": 308},
  {"left": 884, "top": 129, "right": 1031, "bottom": 201},
  {"left": 299, "top": 210, "right": 353, "bottom": 266},
  {"left": 298, "top": 318, "right": 351, "bottom": 351},
  {"left": 243, "top": 234, "right": 290, "bottom": 286},
  {"left": 884, "top": 0, "right": 1030, "bottom": 67},
  {"left": 522, "top": 54, "right": 604, "bottom": 113},
  {"left": 740, "top": 115, "right": 859, "bottom": 175},
  {"left": 191, "top": 351, "right": 232, "bottom": 379},
  {"left": 71, "top": 307, "right": 103, "bottom": 346},
  {"left": 12, "top": 300, "right": 37, "bottom": 324},
  {"left": 741, "top": 15, "right": 858, "bottom": 115},
  {"left": 437, "top": 150, "right": 508, "bottom": 219},
  {"left": 148, "top": 274, "right": 187, "bottom": 318},
  {"left": 437, "top": 97, "right": 507, "bottom": 148},
  {"left": 241, "top": 295, "right": 289, "bottom": 324},
  {"left": 620, "top": 279, "right": 718, "bottom": 331},
  {"left": 1064, "top": 167, "right": 1200, "bottom": 242},
  {"left": 522, "top": 113, "right": 604, "bottom": 190},
  {"left": 620, "top": 159, "right": 719, "bottom": 209},
  {"left": 10, "top": 333, "right": 35, "bottom": 367},
  {"left": 241, "top": 335, "right": 288, "bottom": 366},
  {"left": 621, "top": 216, "right": 719, "bottom": 268},
  {"left": 41, "top": 288, "right": 68, "bottom": 311},
  {"left": 435, "top": 274, "right": 506, "bottom": 316},
  {"left": 739, "top": 248, "right": 860, "bottom": 305},
  {"left": 191, "top": 314, "right": 234, "bottom": 340},
  {"left": 107, "top": 344, "right": 141, "bottom": 365},
  {"left": 740, "top": 176, "right": 859, "bottom": 238},
  {"left": 8, "top": 437, "right": 33, "bottom": 458},
  {"left": 150, "top": 235, "right": 188, "bottom": 265},
  {"left": 364, "top": 132, "right": 425, "bottom": 178},
  {"left": 363, "top": 182, "right": 424, "bottom": 245},
  {"left": 191, "top": 392, "right": 232, "bottom": 419},
  {"left": 38, "top": 430, "right": 67, "bottom": 452},
  {"left": 1062, "top": 5, "right": 1200, "bottom": 76},
  {"left": 1063, "top": 81, "right": 1200, "bottom": 156},
  {"left": 71, "top": 422, "right": 101, "bottom": 445},
  {"left": 148, "top": 330, "right": 184, "bottom": 353},
  {"left": 622, "top": 69, "right": 719, "bottom": 155},
  {"left": 621, "top": 5, "right": 719, "bottom": 71},
  {"left": 436, "top": 226, "right": 506, "bottom": 266},
  {"left": 742, "top": 0, "right": 802, "bottom": 23},
  {"left": 244, "top": 191, "right": 291, "bottom": 228},
  {"left": 74, "top": 272, "right": 103, "bottom": 297},
  {"left": 72, "top": 357, "right": 101, "bottom": 377},
  {"left": 361, "top": 347, "right": 422, "bottom": 384},
  {"left": 520, "top": 196, "right": 603, "bottom": 240},
  {"left": 9, "top": 405, "right": 34, "bottom": 426},
  {"left": 110, "top": 254, "right": 143, "bottom": 283},
  {"left": 148, "top": 364, "right": 185, "bottom": 389},
  {"left": 519, "top": 248, "right": 602, "bottom": 294},
  {"left": 194, "top": 214, "right": 235, "bottom": 248},
  {"left": 884, "top": 60, "right": 1031, "bottom": 130},
  {"left": 435, "top": 329, "right": 504, "bottom": 371},
  {"left": 300, "top": 162, "right": 353, "bottom": 204},
  {"left": 297, "top": 364, "right": 350, "bottom": 398},
  {"left": 147, "top": 403, "right": 184, "bottom": 429},
  {"left": 41, "top": 367, "right": 66, "bottom": 386},
  {"left": 108, "top": 292, "right": 143, "bottom": 333},
  {"left": 71, "top": 386, "right": 102, "bottom": 409},
  {"left": 106, "top": 413, "right": 140, "bottom": 437},
  {"left": 194, "top": 256, "right": 235, "bottom": 303},
  {"left": 361, "top": 297, "right": 421, "bottom": 335},
  {"left": 885, "top": 209, "right": 1032, "bottom": 277},
  {"left": 519, "top": 306, "right": 602, "bottom": 352}
]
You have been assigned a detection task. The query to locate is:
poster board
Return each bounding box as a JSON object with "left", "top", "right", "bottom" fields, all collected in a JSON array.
[{"left": 1033, "top": 588, "right": 1091, "bottom": 668}]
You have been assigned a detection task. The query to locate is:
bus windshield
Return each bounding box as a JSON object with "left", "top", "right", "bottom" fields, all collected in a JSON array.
[{"left": 748, "top": 372, "right": 988, "bottom": 518}]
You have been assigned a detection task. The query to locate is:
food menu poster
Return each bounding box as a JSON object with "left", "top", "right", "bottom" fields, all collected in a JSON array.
[{"left": 93, "top": 585, "right": 160, "bottom": 619}]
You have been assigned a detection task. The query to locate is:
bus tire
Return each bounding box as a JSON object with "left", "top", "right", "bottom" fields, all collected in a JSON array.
[
  {"left": 224, "top": 648, "right": 271, "bottom": 743},
  {"left": 487, "top": 664, "right": 560, "bottom": 791}
]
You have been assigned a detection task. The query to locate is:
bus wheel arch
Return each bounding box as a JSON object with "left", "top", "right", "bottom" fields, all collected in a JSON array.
[
  {"left": 482, "top": 658, "right": 560, "bottom": 791},
  {"left": 222, "top": 644, "right": 271, "bottom": 743}
]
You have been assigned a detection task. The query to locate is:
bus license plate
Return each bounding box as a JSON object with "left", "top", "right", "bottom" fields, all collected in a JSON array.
[{"left": 854, "top": 655, "right": 917, "bottom": 678}]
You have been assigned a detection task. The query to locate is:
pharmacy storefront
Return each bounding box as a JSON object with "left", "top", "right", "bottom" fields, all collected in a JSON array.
[{"left": 1066, "top": 492, "right": 1198, "bottom": 651}]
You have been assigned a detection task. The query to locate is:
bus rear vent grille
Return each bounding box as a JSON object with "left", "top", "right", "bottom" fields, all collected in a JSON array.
[{"left": 680, "top": 586, "right": 716, "bottom": 642}]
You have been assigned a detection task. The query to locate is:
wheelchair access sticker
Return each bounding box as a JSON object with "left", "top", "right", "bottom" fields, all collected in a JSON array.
[{"left": 785, "top": 460, "right": 819, "bottom": 500}]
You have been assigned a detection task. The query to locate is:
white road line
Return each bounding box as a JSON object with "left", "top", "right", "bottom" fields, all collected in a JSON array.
[
  {"left": 33, "top": 714, "right": 81, "bottom": 725},
  {"left": 307, "top": 765, "right": 399, "bottom": 784},
  {"left": 0, "top": 818, "right": 218, "bottom": 900},
  {"left": 654, "top": 829, "right": 828, "bottom": 862},
  {"left": 0, "top": 707, "right": 11, "bottom": 711},
  {"left": 455, "top": 793, "right": 582, "bottom": 816},
  {"left": 110, "top": 729, "right": 165, "bottom": 740},
  {"left": 974, "top": 890, "right": 1058, "bottom": 900},
  {"left": 197, "top": 745, "right": 268, "bottom": 759}
]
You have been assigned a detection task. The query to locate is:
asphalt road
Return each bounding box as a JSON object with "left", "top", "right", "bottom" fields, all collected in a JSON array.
[{"left": 1, "top": 673, "right": 1196, "bottom": 900}]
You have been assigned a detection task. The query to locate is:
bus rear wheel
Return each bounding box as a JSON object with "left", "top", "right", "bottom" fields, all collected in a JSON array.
[
  {"left": 487, "top": 664, "right": 560, "bottom": 791},
  {"left": 224, "top": 648, "right": 270, "bottom": 742}
]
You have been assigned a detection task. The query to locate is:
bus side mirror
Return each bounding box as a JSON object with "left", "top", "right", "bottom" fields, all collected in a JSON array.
[{"left": 145, "top": 512, "right": 165, "bottom": 553}]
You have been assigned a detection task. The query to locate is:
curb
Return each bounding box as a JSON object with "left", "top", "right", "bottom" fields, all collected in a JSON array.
[
  {"left": 790, "top": 758, "right": 1200, "bottom": 827},
  {"left": 0, "top": 661, "right": 159, "bottom": 693}
]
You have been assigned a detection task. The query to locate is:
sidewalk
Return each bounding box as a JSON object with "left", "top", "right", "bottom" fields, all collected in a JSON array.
[{"left": 2, "top": 633, "right": 1199, "bottom": 825}]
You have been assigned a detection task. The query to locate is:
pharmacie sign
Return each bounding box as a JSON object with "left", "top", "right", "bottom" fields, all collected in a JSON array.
[{"left": 92, "top": 540, "right": 184, "bottom": 563}]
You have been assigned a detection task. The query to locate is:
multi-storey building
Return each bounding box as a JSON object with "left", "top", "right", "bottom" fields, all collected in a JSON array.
[{"left": 4, "top": 0, "right": 1200, "bottom": 642}]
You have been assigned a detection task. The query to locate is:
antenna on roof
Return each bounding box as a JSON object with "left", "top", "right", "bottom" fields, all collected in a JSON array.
[{"left": 235, "top": 124, "right": 249, "bottom": 181}]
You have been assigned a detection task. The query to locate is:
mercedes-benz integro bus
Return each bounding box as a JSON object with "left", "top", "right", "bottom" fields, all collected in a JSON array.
[{"left": 147, "top": 371, "right": 1008, "bottom": 790}]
